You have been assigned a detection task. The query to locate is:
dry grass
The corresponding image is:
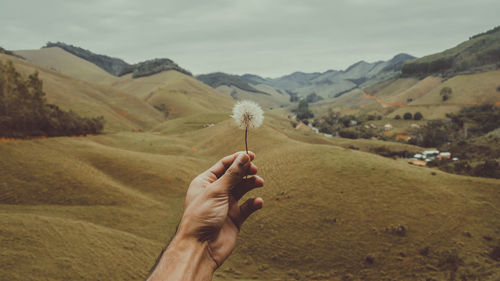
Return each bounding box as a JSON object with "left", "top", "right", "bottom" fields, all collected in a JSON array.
[
  {"left": 113, "top": 71, "right": 233, "bottom": 118},
  {"left": 1, "top": 52, "right": 500, "bottom": 281},
  {"left": 0, "top": 53, "right": 165, "bottom": 132},
  {"left": 14, "top": 47, "right": 118, "bottom": 84},
  {"left": 1, "top": 112, "right": 500, "bottom": 281}
]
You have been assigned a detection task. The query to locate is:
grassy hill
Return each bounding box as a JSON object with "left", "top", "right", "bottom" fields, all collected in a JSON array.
[
  {"left": 402, "top": 26, "right": 500, "bottom": 76},
  {"left": 15, "top": 47, "right": 119, "bottom": 84},
  {"left": 1, "top": 112, "right": 500, "bottom": 281},
  {"left": 112, "top": 70, "right": 233, "bottom": 119},
  {"left": 0, "top": 53, "right": 165, "bottom": 132},
  {"left": 2, "top": 36, "right": 500, "bottom": 281}
]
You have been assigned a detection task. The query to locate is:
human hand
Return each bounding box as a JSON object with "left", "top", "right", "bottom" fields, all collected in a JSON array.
[
  {"left": 179, "top": 151, "right": 264, "bottom": 267},
  {"left": 147, "top": 152, "right": 264, "bottom": 281}
]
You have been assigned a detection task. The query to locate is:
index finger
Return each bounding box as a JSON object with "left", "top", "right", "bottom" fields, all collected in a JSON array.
[{"left": 206, "top": 151, "right": 256, "bottom": 179}]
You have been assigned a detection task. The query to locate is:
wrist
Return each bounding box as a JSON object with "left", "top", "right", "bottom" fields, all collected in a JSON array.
[{"left": 147, "top": 232, "right": 217, "bottom": 281}]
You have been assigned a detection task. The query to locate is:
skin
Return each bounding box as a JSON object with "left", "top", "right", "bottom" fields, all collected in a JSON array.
[{"left": 147, "top": 151, "right": 264, "bottom": 281}]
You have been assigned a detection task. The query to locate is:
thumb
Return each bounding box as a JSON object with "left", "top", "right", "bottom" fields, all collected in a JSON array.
[{"left": 210, "top": 153, "right": 251, "bottom": 193}]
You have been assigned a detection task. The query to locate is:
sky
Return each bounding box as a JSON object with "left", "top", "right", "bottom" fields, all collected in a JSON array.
[{"left": 1, "top": 0, "right": 499, "bottom": 78}]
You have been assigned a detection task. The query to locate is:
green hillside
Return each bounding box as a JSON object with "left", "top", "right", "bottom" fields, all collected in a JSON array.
[
  {"left": 402, "top": 26, "right": 500, "bottom": 76},
  {"left": 1, "top": 113, "right": 500, "bottom": 281},
  {"left": 0, "top": 53, "right": 165, "bottom": 132}
]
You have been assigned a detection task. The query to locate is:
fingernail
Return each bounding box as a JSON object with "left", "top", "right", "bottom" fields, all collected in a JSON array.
[{"left": 238, "top": 153, "right": 249, "bottom": 165}]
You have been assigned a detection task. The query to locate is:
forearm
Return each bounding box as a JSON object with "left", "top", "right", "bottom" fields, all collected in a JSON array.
[{"left": 146, "top": 234, "right": 217, "bottom": 281}]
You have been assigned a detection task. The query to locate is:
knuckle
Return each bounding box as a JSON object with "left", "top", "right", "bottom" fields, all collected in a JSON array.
[{"left": 226, "top": 166, "right": 243, "bottom": 178}]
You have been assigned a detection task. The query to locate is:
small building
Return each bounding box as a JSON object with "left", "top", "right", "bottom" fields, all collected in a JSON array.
[
  {"left": 423, "top": 150, "right": 440, "bottom": 161},
  {"left": 439, "top": 152, "right": 451, "bottom": 159},
  {"left": 384, "top": 124, "right": 393, "bottom": 131},
  {"left": 410, "top": 123, "right": 420, "bottom": 129}
]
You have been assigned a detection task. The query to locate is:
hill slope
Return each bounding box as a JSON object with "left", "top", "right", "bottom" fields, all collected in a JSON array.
[
  {"left": 43, "top": 42, "right": 191, "bottom": 78},
  {"left": 2, "top": 113, "right": 499, "bottom": 281},
  {"left": 0, "top": 53, "right": 165, "bottom": 132},
  {"left": 112, "top": 71, "right": 233, "bottom": 119},
  {"left": 402, "top": 26, "right": 500, "bottom": 76},
  {"left": 15, "top": 47, "right": 119, "bottom": 84}
]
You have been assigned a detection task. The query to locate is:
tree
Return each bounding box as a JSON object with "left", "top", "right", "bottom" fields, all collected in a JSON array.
[
  {"left": 440, "top": 87, "right": 452, "bottom": 101},
  {"left": 403, "top": 112, "right": 413, "bottom": 120},
  {"left": 414, "top": 112, "right": 423, "bottom": 120},
  {"left": 295, "top": 100, "right": 314, "bottom": 120},
  {"left": 305, "top": 92, "right": 323, "bottom": 103},
  {"left": 0, "top": 60, "right": 104, "bottom": 137},
  {"left": 395, "top": 115, "right": 401, "bottom": 120}
]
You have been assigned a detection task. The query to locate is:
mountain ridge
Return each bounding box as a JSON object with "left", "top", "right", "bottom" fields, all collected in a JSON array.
[
  {"left": 43, "top": 42, "right": 191, "bottom": 78},
  {"left": 402, "top": 26, "right": 500, "bottom": 77},
  {"left": 198, "top": 53, "right": 416, "bottom": 99}
]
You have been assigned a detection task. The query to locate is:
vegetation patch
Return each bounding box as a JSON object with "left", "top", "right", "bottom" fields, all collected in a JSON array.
[{"left": 0, "top": 61, "right": 104, "bottom": 137}]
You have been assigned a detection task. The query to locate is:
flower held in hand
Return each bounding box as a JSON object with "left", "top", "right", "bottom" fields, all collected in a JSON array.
[{"left": 232, "top": 100, "right": 264, "bottom": 153}]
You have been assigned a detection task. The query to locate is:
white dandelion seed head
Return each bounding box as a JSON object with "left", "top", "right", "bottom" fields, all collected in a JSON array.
[{"left": 232, "top": 100, "right": 264, "bottom": 129}]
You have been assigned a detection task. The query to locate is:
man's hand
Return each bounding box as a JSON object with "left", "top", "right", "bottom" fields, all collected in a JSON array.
[{"left": 147, "top": 152, "right": 264, "bottom": 281}]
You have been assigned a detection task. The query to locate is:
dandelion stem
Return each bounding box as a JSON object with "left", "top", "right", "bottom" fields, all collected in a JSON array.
[{"left": 245, "top": 127, "right": 248, "bottom": 154}]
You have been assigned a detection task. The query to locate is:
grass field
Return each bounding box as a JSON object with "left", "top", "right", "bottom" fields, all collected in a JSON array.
[
  {"left": 1, "top": 49, "right": 500, "bottom": 281},
  {"left": 2, "top": 113, "right": 500, "bottom": 281}
]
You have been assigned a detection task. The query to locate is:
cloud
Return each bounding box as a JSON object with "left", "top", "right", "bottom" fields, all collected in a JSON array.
[{"left": 1, "top": 0, "right": 499, "bottom": 77}]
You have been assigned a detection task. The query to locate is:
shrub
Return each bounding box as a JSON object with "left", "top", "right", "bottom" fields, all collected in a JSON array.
[
  {"left": 414, "top": 112, "right": 423, "bottom": 120},
  {"left": 440, "top": 87, "right": 452, "bottom": 101},
  {"left": 403, "top": 112, "right": 413, "bottom": 120},
  {"left": 395, "top": 115, "right": 401, "bottom": 120},
  {"left": 472, "top": 160, "right": 500, "bottom": 179},
  {"left": 338, "top": 129, "right": 359, "bottom": 139}
]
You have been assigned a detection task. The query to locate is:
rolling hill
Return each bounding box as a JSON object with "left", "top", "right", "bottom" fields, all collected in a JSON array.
[
  {"left": 43, "top": 42, "right": 191, "bottom": 78},
  {"left": 112, "top": 70, "right": 233, "bottom": 119},
  {"left": 0, "top": 52, "right": 165, "bottom": 132},
  {"left": 15, "top": 47, "right": 119, "bottom": 84},
  {"left": 2, "top": 28, "right": 500, "bottom": 281},
  {"left": 402, "top": 26, "right": 500, "bottom": 77},
  {"left": 1, "top": 112, "right": 499, "bottom": 281}
]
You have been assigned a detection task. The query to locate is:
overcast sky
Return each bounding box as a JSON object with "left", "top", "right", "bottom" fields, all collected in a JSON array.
[{"left": 1, "top": 0, "right": 499, "bottom": 77}]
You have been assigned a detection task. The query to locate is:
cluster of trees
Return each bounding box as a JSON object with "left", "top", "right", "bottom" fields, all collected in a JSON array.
[
  {"left": 402, "top": 57, "right": 454, "bottom": 76},
  {"left": 411, "top": 104, "right": 500, "bottom": 148},
  {"left": 0, "top": 61, "right": 104, "bottom": 138},
  {"left": 395, "top": 112, "right": 423, "bottom": 120},
  {"left": 305, "top": 92, "right": 324, "bottom": 103},
  {"left": 312, "top": 110, "right": 379, "bottom": 139}
]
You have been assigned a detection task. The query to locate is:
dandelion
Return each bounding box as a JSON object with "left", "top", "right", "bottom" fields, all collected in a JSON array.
[{"left": 232, "top": 100, "right": 264, "bottom": 154}]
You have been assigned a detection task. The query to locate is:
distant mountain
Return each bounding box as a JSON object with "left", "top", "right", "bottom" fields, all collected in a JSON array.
[
  {"left": 196, "top": 72, "right": 269, "bottom": 95},
  {"left": 198, "top": 53, "right": 415, "bottom": 100},
  {"left": 402, "top": 26, "right": 500, "bottom": 77},
  {"left": 232, "top": 53, "right": 415, "bottom": 99},
  {"left": 43, "top": 42, "right": 191, "bottom": 77}
]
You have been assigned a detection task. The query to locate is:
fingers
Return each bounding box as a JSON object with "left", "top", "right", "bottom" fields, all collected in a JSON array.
[
  {"left": 206, "top": 151, "right": 256, "bottom": 179},
  {"left": 231, "top": 176, "right": 264, "bottom": 201},
  {"left": 210, "top": 153, "right": 251, "bottom": 193},
  {"left": 234, "top": 197, "right": 263, "bottom": 228}
]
